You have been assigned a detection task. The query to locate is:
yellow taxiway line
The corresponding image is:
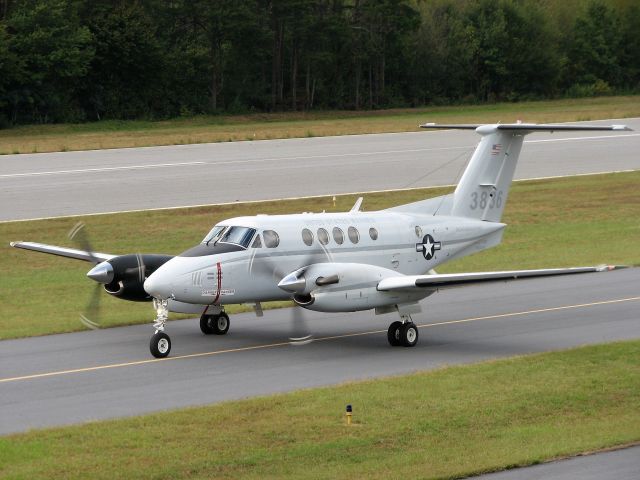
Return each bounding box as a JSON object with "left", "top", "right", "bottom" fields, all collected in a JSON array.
[{"left": 1, "top": 296, "right": 638, "bottom": 384}]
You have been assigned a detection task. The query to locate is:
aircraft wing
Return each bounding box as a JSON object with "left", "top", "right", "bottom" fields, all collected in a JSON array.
[
  {"left": 377, "top": 265, "right": 621, "bottom": 291},
  {"left": 10, "top": 241, "right": 115, "bottom": 263}
]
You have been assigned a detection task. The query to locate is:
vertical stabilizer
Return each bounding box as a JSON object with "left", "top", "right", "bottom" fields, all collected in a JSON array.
[
  {"left": 419, "top": 123, "right": 632, "bottom": 222},
  {"left": 450, "top": 125, "right": 523, "bottom": 222}
]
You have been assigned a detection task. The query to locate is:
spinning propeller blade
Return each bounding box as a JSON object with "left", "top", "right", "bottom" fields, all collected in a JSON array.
[
  {"left": 68, "top": 222, "right": 100, "bottom": 265},
  {"left": 68, "top": 222, "right": 104, "bottom": 328},
  {"left": 80, "top": 283, "right": 102, "bottom": 330},
  {"left": 288, "top": 305, "right": 313, "bottom": 346},
  {"left": 247, "top": 242, "right": 333, "bottom": 345}
]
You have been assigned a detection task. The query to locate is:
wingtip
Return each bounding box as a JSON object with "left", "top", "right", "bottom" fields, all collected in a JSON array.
[{"left": 595, "top": 264, "right": 628, "bottom": 272}]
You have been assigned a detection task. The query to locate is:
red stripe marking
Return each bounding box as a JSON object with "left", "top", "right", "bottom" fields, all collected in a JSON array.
[{"left": 212, "top": 262, "right": 222, "bottom": 304}]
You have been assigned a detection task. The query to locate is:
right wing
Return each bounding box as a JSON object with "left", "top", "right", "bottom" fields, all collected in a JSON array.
[
  {"left": 377, "top": 265, "right": 621, "bottom": 291},
  {"left": 10, "top": 241, "right": 115, "bottom": 263}
]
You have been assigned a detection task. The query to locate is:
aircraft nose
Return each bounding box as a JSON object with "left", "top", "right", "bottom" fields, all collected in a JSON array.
[{"left": 144, "top": 268, "right": 173, "bottom": 299}]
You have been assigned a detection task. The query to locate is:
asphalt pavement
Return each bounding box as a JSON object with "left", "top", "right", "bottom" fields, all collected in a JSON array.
[
  {"left": 1, "top": 118, "right": 638, "bottom": 221},
  {"left": 472, "top": 445, "right": 640, "bottom": 480},
  {"left": 1, "top": 267, "right": 638, "bottom": 435}
]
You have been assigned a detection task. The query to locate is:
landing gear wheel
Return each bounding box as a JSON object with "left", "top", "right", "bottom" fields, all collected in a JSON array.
[
  {"left": 200, "top": 312, "right": 230, "bottom": 335},
  {"left": 150, "top": 331, "right": 171, "bottom": 358},
  {"left": 387, "top": 321, "right": 403, "bottom": 347},
  {"left": 399, "top": 322, "right": 419, "bottom": 347}
]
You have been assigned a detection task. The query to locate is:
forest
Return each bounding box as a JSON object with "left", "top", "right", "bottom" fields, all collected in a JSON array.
[{"left": 0, "top": 0, "right": 638, "bottom": 125}]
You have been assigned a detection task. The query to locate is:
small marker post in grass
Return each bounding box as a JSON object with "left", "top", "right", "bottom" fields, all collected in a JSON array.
[{"left": 346, "top": 404, "right": 353, "bottom": 426}]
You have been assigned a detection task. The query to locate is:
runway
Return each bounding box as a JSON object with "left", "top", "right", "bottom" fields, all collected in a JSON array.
[
  {"left": 1, "top": 118, "right": 639, "bottom": 221},
  {"left": 474, "top": 445, "right": 640, "bottom": 480},
  {"left": 1, "top": 267, "right": 638, "bottom": 435}
]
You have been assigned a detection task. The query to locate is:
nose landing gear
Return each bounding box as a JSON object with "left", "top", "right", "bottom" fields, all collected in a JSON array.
[
  {"left": 150, "top": 331, "right": 171, "bottom": 358},
  {"left": 150, "top": 298, "right": 171, "bottom": 358}
]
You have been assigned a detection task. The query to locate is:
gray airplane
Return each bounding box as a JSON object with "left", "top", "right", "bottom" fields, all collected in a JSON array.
[{"left": 11, "top": 122, "right": 631, "bottom": 358}]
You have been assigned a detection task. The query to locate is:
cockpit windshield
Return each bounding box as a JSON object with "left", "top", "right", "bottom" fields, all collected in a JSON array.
[
  {"left": 218, "top": 226, "right": 257, "bottom": 249},
  {"left": 202, "top": 225, "right": 227, "bottom": 245}
]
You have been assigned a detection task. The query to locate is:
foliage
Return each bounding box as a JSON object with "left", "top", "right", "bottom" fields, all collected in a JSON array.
[
  {"left": 0, "top": 0, "right": 638, "bottom": 124},
  {"left": 4, "top": 0, "right": 94, "bottom": 123}
]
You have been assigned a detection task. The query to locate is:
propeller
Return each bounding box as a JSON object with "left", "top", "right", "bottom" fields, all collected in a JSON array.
[
  {"left": 248, "top": 243, "right": 332, "bottom": 345},
  {"left": 68, "top": 222, "right": 147, "bottom": 329},
  {"left": 68, "top": 222, "right": 103, "bottom": 330}
]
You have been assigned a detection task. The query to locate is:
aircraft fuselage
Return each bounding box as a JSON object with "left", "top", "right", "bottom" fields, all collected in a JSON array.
[{"left": 145, "top": 211, "right": 505, "bottom": 311}]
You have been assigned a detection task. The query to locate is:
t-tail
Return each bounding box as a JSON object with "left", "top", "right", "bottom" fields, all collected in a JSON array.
[{"left": 420, "top": 122, "right": 632, "bottom": 222}]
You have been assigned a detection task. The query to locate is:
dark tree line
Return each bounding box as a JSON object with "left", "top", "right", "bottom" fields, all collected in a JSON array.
[{"left": 0, "top": 0, "right": 638, "bottom": 125}]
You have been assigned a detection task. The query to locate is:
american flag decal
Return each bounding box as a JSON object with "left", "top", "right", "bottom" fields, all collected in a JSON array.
[{"left": 491, "top": 144, "right": 502, "bottom": 156}]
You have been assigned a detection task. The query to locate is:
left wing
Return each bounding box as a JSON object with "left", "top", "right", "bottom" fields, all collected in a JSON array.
[
  {"left": 377, "top": 265, "right": 621, "bottom": 291},
  {"left": 10, "top": 241, "right": 115, "bottom": 262}
]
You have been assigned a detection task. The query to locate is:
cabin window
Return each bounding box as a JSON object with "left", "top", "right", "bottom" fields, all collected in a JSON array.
[
  {"left": 219, "top": 226, "right": 257, "bottom": 248},
  {"left": 415, "top": 226, "right": 422, "bottom": 238},
  {"left": 348, "top": 226, "right": 359, "bottom": 244},
  {"left": 263, "top": 230, "right": 280, "bottom": 248},
  {"left": 332, "top": 227, "right": 344, "bottom": 245},
  {"left": 369, "top": 227, "right": 379, "bottom": 240},
  {"left": 301, "top": 228, "right": 314, "bottom": 246},
  {"left": 251, "top": 234, "right": 262, "bottom": 248},
  {"left": 317, "top": 228, "right": 329, "bottom": 245}
]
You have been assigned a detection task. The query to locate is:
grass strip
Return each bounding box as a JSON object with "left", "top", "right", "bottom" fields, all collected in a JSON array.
[
  {"left": 1, "top": 170, "right": 639, "bottom": 340},
  {"left": 1, "top": 96, "right": 639, "bottom": 154},
  {"left": 0, "top": 340, "right": 638, "bottom": 479}
]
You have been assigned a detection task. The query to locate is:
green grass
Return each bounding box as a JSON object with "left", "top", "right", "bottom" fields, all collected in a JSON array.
[
  {"left": 1, "top": 340, "right": 638, "bottom": 479},
  {"left": 1, "top": 95, "right": 639, "bottom": 154},
  {"left": 1, "top": 171, "right": 639, "bottom": 340}
]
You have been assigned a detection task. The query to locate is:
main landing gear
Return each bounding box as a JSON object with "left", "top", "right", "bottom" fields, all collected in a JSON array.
[
  {"left": 200, "top": 310, "right": 230, "bottom": 335},
  {"left": 387, "top": 314, "right": 419, "bottom": 347}
]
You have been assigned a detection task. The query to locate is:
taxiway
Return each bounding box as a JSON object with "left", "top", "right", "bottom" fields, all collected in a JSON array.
[{"left": 1, "top": 267, "right": 638, "bottom": 435}]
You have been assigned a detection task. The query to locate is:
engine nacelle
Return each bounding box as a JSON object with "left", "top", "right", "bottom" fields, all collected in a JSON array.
[
  {"left": 293, "top": 263, "right": 431, "bottom": 313},
  {"left": 102, "top": 254, "right": 173, "bottom": 302}
]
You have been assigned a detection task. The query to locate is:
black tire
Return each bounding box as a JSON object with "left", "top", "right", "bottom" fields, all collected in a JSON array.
[
  {"left": 212, "top": 312, "right": 230, "bottom": 335},
  {"left": 399, "top": 322, "right": 419, "bottom": 347},
  {"left": 200, "top": 312, "right": 230, "bottom": 335},
  {"left": 387, "top": 321, "right": 403, "bottom": 347},
  {"left": 200, "top": 314, "right": 215, "bottom": 334},
  {"left": 150, "top": 331, "right": 171, "bottom": 358}
]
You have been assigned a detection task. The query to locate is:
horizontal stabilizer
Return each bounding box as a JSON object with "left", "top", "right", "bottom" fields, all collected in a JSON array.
[
  {"left": 420, "top": 123, "right": 632, "bottom": 132},
  {"left": 377, "top": 265, "right": 624, "bottom": 291},
  {"left": 9, "top": 241, "right": 115, "bottom": 262}
]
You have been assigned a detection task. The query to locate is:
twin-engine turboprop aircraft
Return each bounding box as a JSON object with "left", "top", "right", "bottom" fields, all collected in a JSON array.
[{"left": 11, "top": 122, "right": 631, "bottom": 358}]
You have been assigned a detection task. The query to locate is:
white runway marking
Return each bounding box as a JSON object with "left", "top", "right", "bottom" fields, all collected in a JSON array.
[
  {"left": 1, "top": 169, "right": 635, "bottom": 224},
  {"left": 2, "top": 133, "right": 637, "bottom": 179},
  {"left": 526, "top": 133, "right": 640, "bottom": 143},
  {"left": 0, "top": 161, "right": 206, "bottom": 178}
]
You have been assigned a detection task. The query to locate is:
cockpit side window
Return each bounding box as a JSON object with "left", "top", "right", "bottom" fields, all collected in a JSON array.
[
  {"left": 202, "top": 225, "right": 227, "bottom": 245},
  {"left": 263, "top": 230, "right": 280, "bottom": 248},
  {"left": 219, "top": 226, "right": 257, "bottom": 249},
  {"left": 251, "top": 234, "right": 262, "bottom": 248}
]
